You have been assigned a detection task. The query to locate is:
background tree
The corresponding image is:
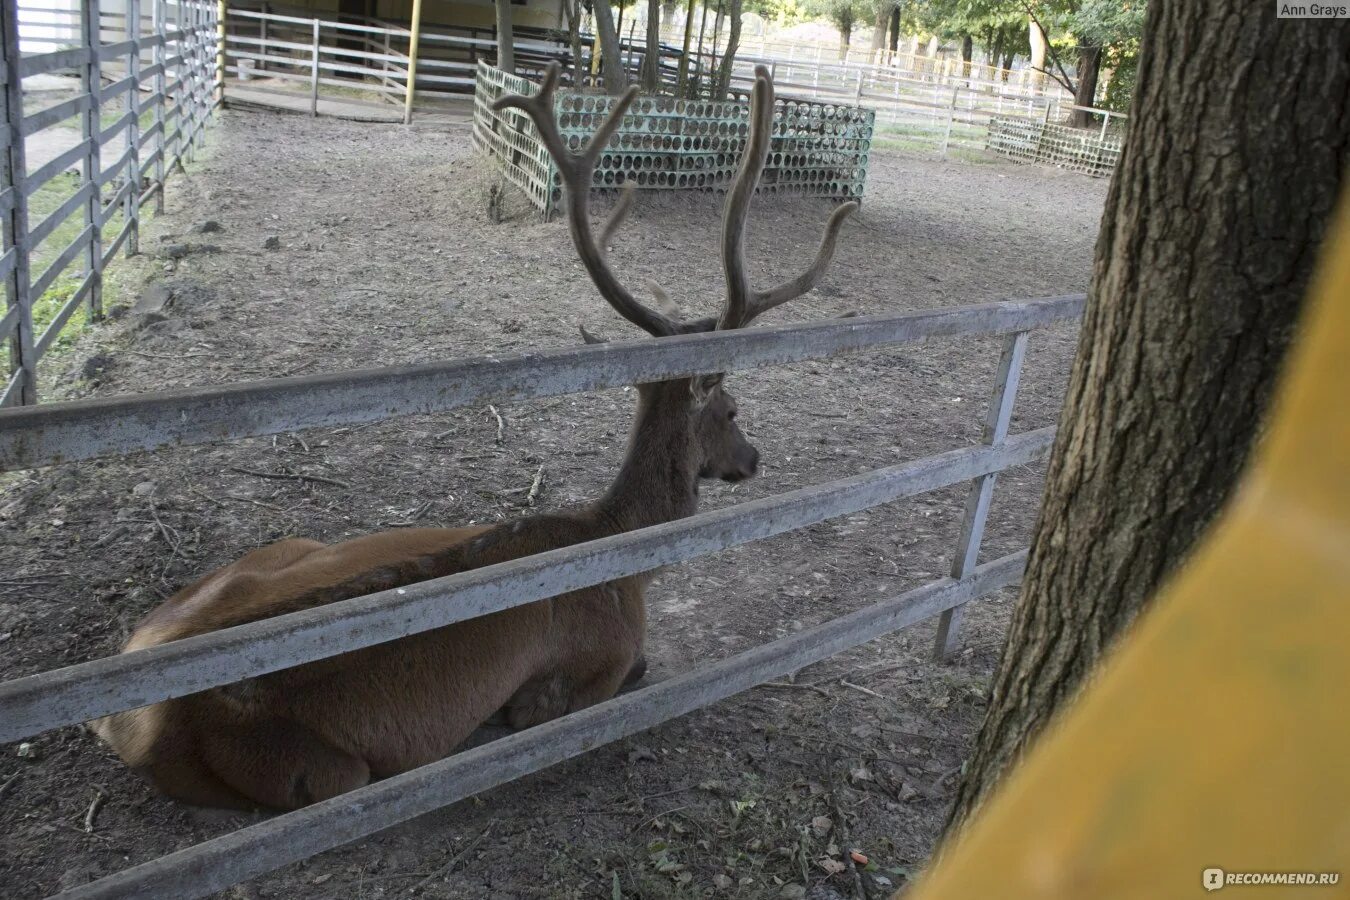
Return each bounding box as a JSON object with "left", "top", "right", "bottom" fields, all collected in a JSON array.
[
  {"left": 805, "top": 0, "right": 863, "bottom": 53},
  {"left": 641, "top": 0, "right": 663, "bottom": 90},
  {"left": 593, "top": 0, "right": 629, "bottom": 93},
  {"left": 713, "top": 0, "right": 745, "bottom": 98},
  {"left": 945, "top": 2, "right": 1350, "bottom": 832}
]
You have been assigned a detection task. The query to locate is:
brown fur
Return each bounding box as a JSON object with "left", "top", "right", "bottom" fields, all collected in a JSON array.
[{"left": 92, "top": 381, "right": 756, "bottom": 810}]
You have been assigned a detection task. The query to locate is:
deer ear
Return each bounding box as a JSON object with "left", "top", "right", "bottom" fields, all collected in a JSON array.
[
  {"left": 690, "top": 373, "right": 724, "bottom": 407},
  {"left": 578, "top": 325, "right": 607, "bottom": 345}
]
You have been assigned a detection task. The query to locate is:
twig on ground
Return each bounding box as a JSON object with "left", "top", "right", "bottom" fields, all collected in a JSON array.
[
  {"left": 406, "top": 820, "right": 496, "bottom": 895},
  {"left": 230, "top": 467, "right": 350, "bottom": 489},
  {"left": 0, "top": 772, "right": 19, "bottom": 804},
  {"left": 488, "top": 405, "right": 505, "bottom": 444},
  {"left": 190, "top": 487, "right": 286, "bottom": 513},
  {"left": 839, "top": 679, "right": 883, "bottom": 699},
  {"left": 83, "top": 788, "right": 107, "bottom": 833},
  {"left": 755, "top": 681, "right": 831, "bottom": 698},
  {"left": 525, "top": 465, "right": 545, "bottom": 507}
]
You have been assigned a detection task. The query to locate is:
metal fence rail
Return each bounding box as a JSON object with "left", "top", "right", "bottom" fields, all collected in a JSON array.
[
  {"left": 1, "top": 0, "right": 220, "bottom": 408},
  {"left": 0, "top": 293, "right": 1084, "bottom": 899}
]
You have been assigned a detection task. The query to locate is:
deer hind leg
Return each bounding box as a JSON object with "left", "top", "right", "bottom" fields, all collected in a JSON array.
[
  {"left": 503, "top": 674, "right": 572, "bottom": 730},
  {"left": 195, "top": 712, "right": 370, "bottom": 811}
]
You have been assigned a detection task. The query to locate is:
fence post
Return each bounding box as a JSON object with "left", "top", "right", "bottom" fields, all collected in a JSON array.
[
  {"left": 854, "top": 69, "right": 863, "bottom": 103},
  {"left": 933, "top": 330, "right": 1028, "bottom": 660},
  {"left": 124, "top": 0, "right": 141, "bottom": 257},
  {"left": 403, "top": 0, "right": 425, "bottom": 124},
  {"left": 940, "top": 83, "right": 958, "bottom": 157},
  {"left": 152, "top": 0, "right": 165, "bottom": 211},
  {"left": 216, "top": 0, "right": 225, "bottom": 106},
  {"left": 1, "top": 0, "right": 36, "bottom": 405},
  {"left": 309, "top": 18, "right": 319, "bottom": 116},
  {"left": 82, "top": 0, "right": 105, "bottom": 320},
  {"left": 258, "top": 1, "right": 267, "bottom": 72}
]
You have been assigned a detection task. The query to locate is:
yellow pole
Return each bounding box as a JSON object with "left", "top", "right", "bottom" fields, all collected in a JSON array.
[
  {"left": 403, "top": 0, "right": 424, "bottom": 125},
  {"left": 217, "top": 0, "right": 227, "bottom": 103}
]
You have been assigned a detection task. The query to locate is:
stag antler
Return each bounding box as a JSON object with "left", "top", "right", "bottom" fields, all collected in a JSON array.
[{"left": 494, "top": 63, "right": 857, "bottom": 336}]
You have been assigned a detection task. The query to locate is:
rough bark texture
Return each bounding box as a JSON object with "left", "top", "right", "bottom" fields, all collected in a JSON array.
[
  {"left": 1069, "top": 44, "right": 1101, "bottom": 127},
  {"left": 593, "top": 0, "right": 627, "bottom": 94},
  {"left": 1028, "top": 18, "right": 1047, "bottom": 89},
  {"left": 494, "top": 0, "right": 515, "bottom": 74},
  {"left": 713, "top": 0, "right": 741, "bottom": 99},
  {"left": 641, "top": 0, "right": 661, "bottom": 91},
  {"left": 945, "top": 2, "right": 1350, "bottom": 834}
]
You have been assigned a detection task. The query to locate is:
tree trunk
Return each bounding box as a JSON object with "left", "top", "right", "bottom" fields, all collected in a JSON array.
[
  {"left": 1068, "top": 44, "right": 1102, "bottom": 126},
  {"left": 944, "top": 2, "right": 1350, "bottom": 835},
  {"left": 1001, "top": 49, "right": 1014, "bottom": 75},
  {"left": 888, "top": 6, "right": 900, "bottom": 55},
  {"left": 989, "top": 33, "right": 1004, "bottom": 71},
  {"left": 1028, "top": 17, "right": 1047, "bottom": 88},
  {"left": 960, "top": 32, "right": 972, "bottom": 77},
  {"left": 869, "top": 6, "right": 888, "bottom": 58},
  {"left": 593, "top": 0, "right": 627, "bottom": 94},
  {"left": 641, "top": 0, "right": 662, "bottom": 90},
  {"left": 713, "top": 0, "right": 740, "bottom": 99},
  {"left": 564, "top": 0, "right": 585, "bottom": 85},
  {"left": 494, "top": 0, "right": 515, "bottom": 74}
]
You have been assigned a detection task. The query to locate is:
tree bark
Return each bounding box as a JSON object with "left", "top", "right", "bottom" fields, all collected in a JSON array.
[
  {"left": 593, "top": 0, "right": 627, "bottom": 94},
  {"left": 641, "top": 0, "right": 662, "bottom": 90},
  {"left": 869, "top": 6, "right": 888, "bottom": 57},
  {"left": 713, "top": 0, "right": 741, "bottom": 99},
  {"left": 1068, "top": 44, "right": 1101, "bottom": 126},
  {"left": 960, "top": 32, "right": 972, "bottom": 77},
  {"left": 945, "top": 3, "right": 1350, "bottom": 835},
  {"left": 888, "top": 6, "right": 900, "bottom": 55},
  {"left": 1028, "top": 17, "right": 1047, "bottom": 89},
  {"left": 494, "top": 0, "right": 515, "bottom": 74}
]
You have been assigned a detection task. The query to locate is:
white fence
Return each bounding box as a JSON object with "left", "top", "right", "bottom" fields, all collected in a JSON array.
[
  {"left": 0, "top": 293, "right": 1084, "bottom": 898},
  {"left": 2, "top": 0, "right": 220, "bottom": 407}
]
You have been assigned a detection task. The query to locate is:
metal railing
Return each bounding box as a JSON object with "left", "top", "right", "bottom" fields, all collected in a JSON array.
[
  {"left": 1, "top": 0, "right": 220, "bottom": 408},
  {"left": 0, "top": 292, "right": 1083, "bottom": 899}
]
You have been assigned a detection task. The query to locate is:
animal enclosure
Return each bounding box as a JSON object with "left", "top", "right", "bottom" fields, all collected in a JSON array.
[
  {"left": 473, "top": 62, "right": 874, "bottom": 217},
  {"left": 2, "top": 0, "right": 221, "bottom": 407},
  {"left": 0, "top": 102, "right": 1109, "bottom": 897},
  {"left": 986, "top": 112, "right": 1124, "bottom": 177}
]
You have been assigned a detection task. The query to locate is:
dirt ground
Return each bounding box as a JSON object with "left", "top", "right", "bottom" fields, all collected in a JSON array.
[{"left": 0, "top": 105, "right": 1107, "bottom": 899}]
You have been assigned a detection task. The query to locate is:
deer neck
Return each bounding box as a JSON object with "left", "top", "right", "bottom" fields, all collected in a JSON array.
[{"left": 594, "top": 380, "right": 701, "bottom": 533}]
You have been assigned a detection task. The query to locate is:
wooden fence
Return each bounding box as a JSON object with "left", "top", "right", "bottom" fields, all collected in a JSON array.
[
  {"left": 1, "top": 0, "right": 220, "bottom": 408},
  {"left": 0, "top": 293, "right": 1084, "bottom": 898}
]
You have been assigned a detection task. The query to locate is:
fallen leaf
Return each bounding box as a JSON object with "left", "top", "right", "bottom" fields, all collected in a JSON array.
[{"left": 810, "top": 815, "right": 833, "bottom": 837}]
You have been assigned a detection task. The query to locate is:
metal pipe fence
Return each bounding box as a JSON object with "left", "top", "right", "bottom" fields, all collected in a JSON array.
[
  {"left": 1, "top": 0, "right": 220, "bottom": 408},
  {"left": 0, "top": 292, "right": 1084, "bottom": 898}
]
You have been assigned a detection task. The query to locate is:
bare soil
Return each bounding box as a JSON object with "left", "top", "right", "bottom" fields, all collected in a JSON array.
[{"left": 0, "top": 106, "right": 1107, "bottom": 899}]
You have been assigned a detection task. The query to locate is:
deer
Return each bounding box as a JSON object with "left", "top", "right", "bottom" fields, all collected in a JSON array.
[{"left": 91, "top": 63, "right": 857, "bottom": 810}]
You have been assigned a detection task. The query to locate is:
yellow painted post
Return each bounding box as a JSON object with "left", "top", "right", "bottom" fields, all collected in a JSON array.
[
  {"left": 402, "top": 0, "right": 424, "bottom": 125},
  {"left": 217, "top": 0, "right": 226, "bottom": 102},
  {"left": 907, "top": 191, "right": 1350, "bottom": 900}
]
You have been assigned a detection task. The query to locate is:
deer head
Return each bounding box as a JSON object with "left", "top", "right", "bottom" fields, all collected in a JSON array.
[{"left": 493, "top": 64, "right": 856, "bottom": 511}]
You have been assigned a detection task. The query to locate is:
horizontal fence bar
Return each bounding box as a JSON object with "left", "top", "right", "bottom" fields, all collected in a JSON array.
[
  {"left": 27, "top": 181, "right": 95, "bottom": 248},
  {"left": 22, "top": 93, "right": 92, "bottom": 135},
  {"left": 0, "top": 300, "right": 18, "bottom": 338},
  {"left": 23, "top": 138, "right": 92, "bottom": 193},
  {"left": 17, "top": 46, "right": 91, "bottom": 77},
  {"left": 0, "top": 295, "right": 1084, "bottom": 471},
  {"left": 34, "top": 272, "right": 95, "bottom": 358},
  {"left": 0, "top": 427, "right": 1052, "bottom": 743},
  {"left": 29, "top": 225, "right": 93, "bottom": 299},
  {"left": 56, "top": 551, "right": 1025, "bottom": 900}
]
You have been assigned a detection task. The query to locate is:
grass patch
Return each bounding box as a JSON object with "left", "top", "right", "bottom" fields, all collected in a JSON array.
[{"left": 24, "top": 172, "right": 131, "bottom": 355}]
